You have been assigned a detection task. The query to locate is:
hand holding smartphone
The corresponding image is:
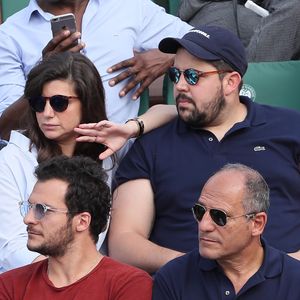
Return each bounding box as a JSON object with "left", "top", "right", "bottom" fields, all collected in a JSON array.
[
  {"left": 50, "top": 13, "right": 79, "bottom": 47},
  {"left": 42, "top": 13, "right": 83, "bottom": 59}
]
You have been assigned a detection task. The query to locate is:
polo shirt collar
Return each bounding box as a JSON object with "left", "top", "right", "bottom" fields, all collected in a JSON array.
[
  {"left": 197, "top": 238, "right": 283, "bottom": 280},
  {"left": 255, "top": 238, "right": 283, "bottom": 279},
  {"left": 240, "top": 96, "right": 266, "bottom": 127}
]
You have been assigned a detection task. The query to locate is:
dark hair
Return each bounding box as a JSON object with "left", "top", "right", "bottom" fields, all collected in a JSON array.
[
  {"left": 35, "top": 155, "right": 111, "bottom": 243},
  {"left": 210, "top": 60, "right": 244, "bottom": 91},
  {"left": 24, "top": 52, "right": 107, "bottom": 163},
  {"left": 220, "top": 163, "right": 270, "bottom": 213}
]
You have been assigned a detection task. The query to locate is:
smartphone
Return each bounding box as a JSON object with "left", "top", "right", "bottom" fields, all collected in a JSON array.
[{"left": 50, "top": 13, "right": 78, "bottom": 46}]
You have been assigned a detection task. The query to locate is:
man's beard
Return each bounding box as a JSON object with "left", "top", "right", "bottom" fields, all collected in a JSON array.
[
  {"left": 27, "top": 219, "right": 74, "bottom": 257},
  {"left": 176, "top": 88, "right": 225, "bottom": 128}
]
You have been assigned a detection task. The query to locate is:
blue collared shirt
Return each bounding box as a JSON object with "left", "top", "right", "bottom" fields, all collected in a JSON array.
[
  {"left": 153, "top": 240, "right": 300, "bottom": 299},
  {"left": 0, "top": 0, "right": 191, "bottom": 121}
]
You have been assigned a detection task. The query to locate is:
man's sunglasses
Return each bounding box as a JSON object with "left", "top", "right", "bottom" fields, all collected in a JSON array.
[
  {"left": 28, "top": 95, "right": 79, "bottom": 113},
  {"left": 192, "top": 203, "right": 256, "bottom": 227},
  {"left": 168, "top": 67, "right": 231, "bottom": 85},
  {"left": 19, "top": 201, "right": 69, "bottom": 220}
]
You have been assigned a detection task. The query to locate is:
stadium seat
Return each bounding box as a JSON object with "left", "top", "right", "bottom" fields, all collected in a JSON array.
[
  {"left": 138, "top": 89, "right": 150, "bottom": 115},
  {"left": 240, "top": 60, "right": 300, "bottom": 111},
  {"left": 1, "top": 0, "right": 29, "bottom": 22},
  {"left": 153, "top": 0, "right": 180, "bottom": 15}
]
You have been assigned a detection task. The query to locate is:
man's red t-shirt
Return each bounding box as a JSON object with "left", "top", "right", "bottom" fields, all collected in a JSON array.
[{"left": 0, "top": 257, "right": 152, "bottom": 299}]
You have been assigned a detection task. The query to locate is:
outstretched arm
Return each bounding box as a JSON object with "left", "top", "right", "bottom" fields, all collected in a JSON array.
[
  {"left": 108, "top": 179, "right": 184, "bottom": 274},
  {"left": 74, "top": 104, "right": 177, "bottom": 160}
]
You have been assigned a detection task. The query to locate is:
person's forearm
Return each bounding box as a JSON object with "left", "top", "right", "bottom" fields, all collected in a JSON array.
[
  {"left": 140, "top": 104, "right": 177, "bottom": 133},
  {"left": 108, "top": 231, "right": 184, "bottom": 274},
  {"left": 126, "top": 104, "right": 177, "bottom": 137},
  {"left": 0, "top": 97, "right": 27, "bottom": 140}
]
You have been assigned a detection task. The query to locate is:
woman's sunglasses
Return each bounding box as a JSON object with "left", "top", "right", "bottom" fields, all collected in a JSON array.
[
  {"left": 28, "top": 95, "right": 79, "bottom": 113},
  {"left": 192, "top": 203, "right": 256, "bottom": 227},
  {"left": 168, "top": 67, "right": 231, "bottom": 85}
]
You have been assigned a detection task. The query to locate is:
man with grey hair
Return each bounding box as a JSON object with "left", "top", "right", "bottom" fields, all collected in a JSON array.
[{"left": 153, "top": 163, "right": 300, "bottom": 299}]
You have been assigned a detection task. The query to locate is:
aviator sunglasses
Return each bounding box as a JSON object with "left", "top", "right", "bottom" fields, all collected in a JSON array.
[
  {"left": 19, "top": 201, "right": 69, "bottom": 220},
  {"left": 192, "top": 203, "right": 256, "bottom": 227},
  {"left": 28, "top": 95, "right": 79, "bottom": 113},
  {"left": 168, "top": 67, "right": 231, "bottom": 85}
]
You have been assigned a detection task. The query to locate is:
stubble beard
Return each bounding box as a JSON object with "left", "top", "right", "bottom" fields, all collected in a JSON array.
[{"left": 27, "top": 219, "right": 74, "bottom": 257}]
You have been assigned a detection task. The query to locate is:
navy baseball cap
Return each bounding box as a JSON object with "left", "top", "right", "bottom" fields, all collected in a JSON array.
[{"left": 159, "top": 25, "right": 248, "bottom": 76}]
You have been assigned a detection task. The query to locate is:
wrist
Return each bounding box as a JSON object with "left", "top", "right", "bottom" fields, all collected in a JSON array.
[{"left": 125, "top": 117, "right": 144, "bottom": 138}]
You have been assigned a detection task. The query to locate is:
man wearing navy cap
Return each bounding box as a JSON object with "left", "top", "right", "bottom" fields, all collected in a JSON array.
[{"left": 109, "top": 26, "right": 300, "bottom": 273}]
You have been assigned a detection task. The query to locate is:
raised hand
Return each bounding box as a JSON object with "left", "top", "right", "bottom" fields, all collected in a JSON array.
[
  {"left": 74, "top": 120, "right": 139, "bottom": 160},
  {"left": 107, "top": 49, "right": 175, "bottom": 100},
  {"left": 42, "top": 29, "right": 85, "bottom": 59}
]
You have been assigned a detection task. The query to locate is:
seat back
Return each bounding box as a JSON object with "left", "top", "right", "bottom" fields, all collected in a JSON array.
[
  {"left": 153, "top": 0, "right": 180, "bottom": 15},
  {"left": 138, "top": 89, "right": 150, "bottom": 115},
  {"left": 1, "top": 0, "right": 29, "bottom": 22},
  {"left": 240, "top": 60, "right": 300, "bottom": 111}
]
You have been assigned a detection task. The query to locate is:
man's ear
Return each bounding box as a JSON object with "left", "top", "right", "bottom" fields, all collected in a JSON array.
[
  {"left": 223, "top": 71, "right": 241, "bottom": 96},
  {"left": 73, "top": 212, "right": 91, "bottom": 233},
  {"left": 251, "top": 212, "right": 267, "bottom": 237}
]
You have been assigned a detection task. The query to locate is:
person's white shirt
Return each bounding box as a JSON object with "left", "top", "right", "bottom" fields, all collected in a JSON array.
[
  {"left": 0, "top": 0, "right": 191, "bottom": 122},
  {"left": 0, "top": 131, "right": 123, "bottom": 273}
]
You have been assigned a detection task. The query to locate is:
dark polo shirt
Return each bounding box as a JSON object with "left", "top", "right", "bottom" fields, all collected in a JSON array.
[
  {"left": 153, "top": 239, "right": 300, "bottom": 299},
  {"left": 114, "top": 97, "right": 300, "bottom": 253}
]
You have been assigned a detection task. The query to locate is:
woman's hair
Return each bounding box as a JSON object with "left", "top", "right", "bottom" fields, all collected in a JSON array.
[{"left": 24, "top": 52, "right": 107, "bottom": 163}]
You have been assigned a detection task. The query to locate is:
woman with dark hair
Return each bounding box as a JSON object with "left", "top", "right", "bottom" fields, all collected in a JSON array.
[
  {"left": 25, "top": 51, "right": 107, "bottom": 163},
  {"left": 0, "top": 51, "right": 176, "bottom": 273}
]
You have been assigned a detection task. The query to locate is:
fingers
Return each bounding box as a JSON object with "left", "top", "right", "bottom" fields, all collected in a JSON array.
[
  {"left": 108, "top": 57, "right": 137, "bottom": 89},
  {"left": 119, "top": 72, "right": 144, "bottom": 98},
  {"left": 99, "top": 148, "right": 114, "bottom": 160},
  {"left": 94, "top": 120, "right": 113, "bottom": 128},
  {"left": 76, "top": 123, "right": 98, "bottom": 129},
  {"left": 74, "top": 127, "right": 103, "bottom": 138},
  {"left": 108, "top": 67, "right": 136, "bottom": 89},
  {"left": 76, "top": 135, "right": 99, "bottom": 143},
  {"left": 42, "top": 30, "right": 84, "bottom": 58},
  {"left": 133, "top": 70, "right": 162, "bottom": 99},
  {"left": 76, "top": 121, "right": 112, "bottom": 131},
  {"left": 107, "top": 57, "right": 136, "bottom": 75}
]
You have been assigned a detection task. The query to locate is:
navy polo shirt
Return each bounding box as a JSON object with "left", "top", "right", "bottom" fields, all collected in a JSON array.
[
  {"left": 153, "top": 240, "right": 300, "bottom": 300},
  {"left": 114, "top": 97, "right": 300, "bottom": 253}
]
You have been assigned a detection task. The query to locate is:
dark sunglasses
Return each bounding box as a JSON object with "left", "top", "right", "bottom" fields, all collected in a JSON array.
[
  {"left": 28, "top": 95, "right": 79, "bottom": 113},
  {"left": 192, "top": 203, "right": 256, "bottom": 227},
  {"left": 19, "top": 201, "right": 69, "bottom": 220},
  {"left": 168, "top": 67, "right": 231, "bottom": 85}
]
